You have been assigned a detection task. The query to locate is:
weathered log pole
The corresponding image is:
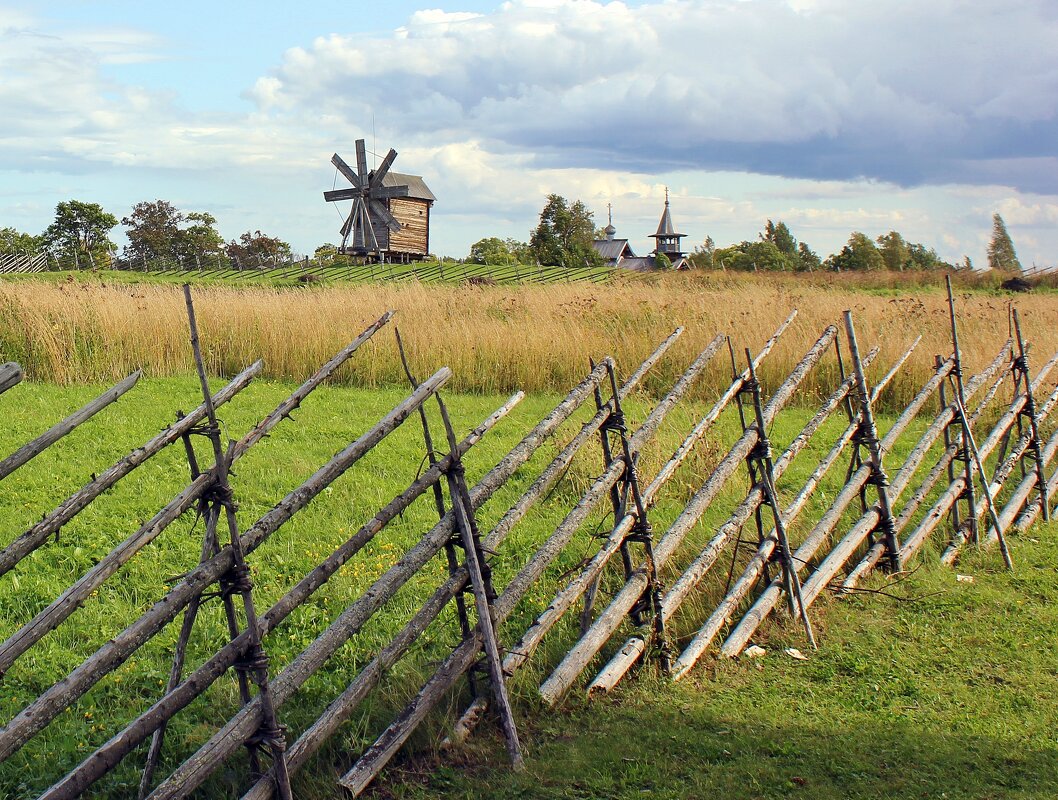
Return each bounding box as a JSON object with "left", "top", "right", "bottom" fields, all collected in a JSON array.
[
  {"left": 241, "top": 339, "right": 688, "bottom": 797},
  {"left": 1011, "top": 309, "right": 1049, "bottom": 521},
  {"left": 859, "top": 353, "right": 1057, "bottom": 574},
  {"left": 744, "top": 349, "right": 816, "bottom": 645},
  {"left": 933, "top": 377, "right": 1058, "bottom": 564},
  {"left": 769, "top": 343, "right": 1010, "bottom": 617},
  {"left": 182, "top": 286, "right": 293, "bottom": 798},
  {"left": 844, "top": 312, "right": 903, "bottom": 571},
  {"left": 43, "top": 389, "right": 520, "bottom": 800},
  {"left": 394, "top": 327, "right": 475, "bottom": 686},
  {"left": 0, "top": 370, "right": 142, "bottom": 481},
  {"left": 537, "top": 325, "right": 837, "bottom": 706},
  {"left": 1011, "top": 428, "right": 1058, "bottom": 531},
  {"left": 338, "top": 323, "right": 816, "bottom": 796},
  {"left": 436, "top": 397, "right": 524, "bottom": 770},
  {"left": 721, "top": 340, "right": 1011, "bottom": 657},
  {"left": 651, "top": 345, "right": 903, "bottom": 685},
  {"left": 0, "top": 313, "right": 397, "bottom": 676},
  {"left": 0, "top": 359, "right": 262, "bottom": 579},
  {"left": 0, "top": 362, "right": 22, "bottom": 395},
  {"left": 440, "top": 318, "right": 794, "bottom": 741},
  {"left": 944, "top": 276, "right": 1013, "bottom": 569},
  {"left": 0, "top": 368, "right": 452, "bottom": 766},
  {"left": 126, "top": 362, "right": 615, "bottom": 799},
  {"left": 843, "top": 364, "right": 1017, "bottom": 584}
]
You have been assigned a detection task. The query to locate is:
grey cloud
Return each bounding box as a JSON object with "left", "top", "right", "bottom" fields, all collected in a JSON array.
[{"left": 251, "top": 0, "right": 1058, "bottom": 194}]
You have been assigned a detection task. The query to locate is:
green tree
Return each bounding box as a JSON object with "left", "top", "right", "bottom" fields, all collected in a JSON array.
[
  {"left": 0, "top": 227, "right": 40, "bottom": 256},
  {"left": 121, "top": 200, "right": 183, "bottom": 266},
  {"left": 762, "top": 220, "right": 797, "bottom": 258},
  {"left": 178, "top": 212, "right": 227, "bottom": 267},
  {"left": 122, "top": 202, "right": 226, "bottom": 269},
  {"left": 468, "top": 237, "right": 531, "bottom": 265},
  {"left": 41, "top": 200, "right": 118, "bottom": 269},
  {"left": 797, "top": 242, "right": 821, "bottom": 272},
  {"left": 688, "top": 236, "right": 715, "bottom": 269},
  {"left": 528, "top": 195, "right": 604, "bottom": 269},
  {"left": 987, "top": 213, "right": 1022, "bottom": 273},
  {"left": 713, "top": 240, "right": 789, "bottom": 271},
  {"left": 654, "top": 251, "right": 672, "bottom": 270},
  {"left": 312, "top": 243, "right": 352, "bottom": 268},
  {"left": 906, "top": 243, "right": 953, "bottom": 271},
  {"left": 226, "top": 230, "right": 292, "bottom": 268},
  {"left": 825, "top": 232, "right": 884, "bottom": 272},
  {"left": 876, "top": 231, "right": 911, "bottom": 271}
]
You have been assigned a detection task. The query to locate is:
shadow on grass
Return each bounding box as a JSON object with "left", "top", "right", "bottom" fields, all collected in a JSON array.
[{"left": 401, "top": 705, "right": 1058, "bottom": 800}]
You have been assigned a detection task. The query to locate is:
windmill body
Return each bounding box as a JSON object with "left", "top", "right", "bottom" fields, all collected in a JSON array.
[{"left": 324, "top": 139, "right": 435, "bottom": 262}]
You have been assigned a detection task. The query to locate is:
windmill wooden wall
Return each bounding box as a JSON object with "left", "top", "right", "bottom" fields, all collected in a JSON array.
[{"left": 372, "top": 172, "right": 434, "bottom": 260}]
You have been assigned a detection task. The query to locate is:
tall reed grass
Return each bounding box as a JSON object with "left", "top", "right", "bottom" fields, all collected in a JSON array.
[{"left": 1, "top": 272, "right": 1054, "bottom": 409}]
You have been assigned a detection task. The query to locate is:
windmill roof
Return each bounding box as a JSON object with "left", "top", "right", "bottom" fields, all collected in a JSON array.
[{"left": 380, "top": 171, "right": 436, "bottom": 202}]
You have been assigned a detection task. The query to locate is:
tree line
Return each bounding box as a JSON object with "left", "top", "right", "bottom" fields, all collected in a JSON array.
[
  {"left": 0, "top": 200, "right": 302, "bottom": 271},
  {"left": 0, "top": 195, "right": 1030, "bottom": 275},
  {"left": 468, "top": 196, "right": 1028, "bottom": 275}
]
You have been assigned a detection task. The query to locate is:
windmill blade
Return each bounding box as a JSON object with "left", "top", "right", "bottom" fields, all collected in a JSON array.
[
  {"left": 352, "top": 201, "right": 368, "bottom": 252},
  {"left": 370, "top": 200, "right": 402, "bottom": 233},
  {"left": 324, "top": 188, "right": 360, "bottom": 202},
  {"left": 355, "top": 139, "right": 369, "bottom": 187},
  {"left": 340, "top": 206, "right": 355, "bottom": 239},
  {"left": 373, "top": 185, "right": 411, "bottom": 199},
  {"left": 331, "top": 153, "right": 361, "bottom": 188},
  {"left": 368, "top": 148, "right": 398, "bottom": 188}
]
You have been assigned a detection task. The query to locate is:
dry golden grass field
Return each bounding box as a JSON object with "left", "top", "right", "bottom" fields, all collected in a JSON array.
[{"left": 2, "top": 271, "right": 1056, "bottom": 409}]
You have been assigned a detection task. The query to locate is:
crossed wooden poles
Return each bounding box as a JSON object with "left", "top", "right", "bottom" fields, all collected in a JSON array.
[{"left": 0, "top": 283, "right": 1054, "bottom": 798}]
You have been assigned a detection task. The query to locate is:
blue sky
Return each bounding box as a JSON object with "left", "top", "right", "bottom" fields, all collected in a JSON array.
[{"left": 3, "top": 0, "right": 1057, "bottom": 266}]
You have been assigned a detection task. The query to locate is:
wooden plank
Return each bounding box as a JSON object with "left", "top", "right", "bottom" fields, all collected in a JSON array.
[
  {"left": 0, "top": 362, "right": 22, "bottom": 395},
  {"left": 0, "top": 360, "right": 264, "bottom": 580},
  {"left": 0, "top": 370, "right": 141, "bottom": 481}
]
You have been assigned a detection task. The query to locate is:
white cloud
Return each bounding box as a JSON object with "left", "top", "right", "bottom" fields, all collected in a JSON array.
[
  {"left": 250, "top": 0, "right": 1058, "bottom": 192},
  {"left": 1, "top": 1, "right": 1056, "bottom": 269}
]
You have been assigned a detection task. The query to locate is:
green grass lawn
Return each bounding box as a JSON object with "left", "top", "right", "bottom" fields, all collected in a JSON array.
[
  {"left": 408, "top": 532, "right": 1058, "bottom": 800},
  {"left": 0, "top": 375, "right": 1053, "bottom": 798},
  {"left": 0, "top": 262, "right": 615, "bottom": 289}
]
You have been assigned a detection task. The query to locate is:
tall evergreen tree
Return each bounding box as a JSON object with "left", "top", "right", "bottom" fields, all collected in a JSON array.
[{"left": 987, "top": 213, "right": 1022, "bottom": 273}]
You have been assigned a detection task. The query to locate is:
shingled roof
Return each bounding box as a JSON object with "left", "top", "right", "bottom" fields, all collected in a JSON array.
[{"left": 379, "top": 171, "right": 436, "bottom": 202}]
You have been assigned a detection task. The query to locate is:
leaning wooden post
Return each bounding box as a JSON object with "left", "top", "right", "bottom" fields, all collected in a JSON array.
[
  {"left": 139, "top": 413, "right": 255, "bottom": 798},
  {"left": 603, "top": 360, "right": 668, "bottom": 669},
  {"left": 434, "top": 395, "right": 524, "bottom": 771},
  {"left": 936, "top": 354, "right": 961, "bottom": 533},
  {"left": 744, "top": 350, "right": 816, "bottom": 649},
  {"left": 1011, "top": 308, "right": 1049, "bottom": 521},
  {"left": 945, "top": 276, "right": 1013, "bottom": 569},
  {"left": 182, "top": 286, "right": 294, "bottom": 799},
  {"left": 843, "top": 311, "right": 902, "bottom": 572},
  {"left": 728, "top": 338, "right": 770, "bottom": 588},
  {"left": 394, "top": 329, "right": 477, "bottom": 694},
  {"left": 580, "top": 357, "right": 630, "bottom": 635}
]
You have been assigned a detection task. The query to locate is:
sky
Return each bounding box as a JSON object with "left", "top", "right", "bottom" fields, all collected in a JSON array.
[{"left": 2, "top": 0, "right": 1057, "bottom": 266}]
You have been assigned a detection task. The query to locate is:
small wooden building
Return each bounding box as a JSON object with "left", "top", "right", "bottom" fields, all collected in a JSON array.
[{"left": 374, "top": 171, "right": 436, "bottom": 261}]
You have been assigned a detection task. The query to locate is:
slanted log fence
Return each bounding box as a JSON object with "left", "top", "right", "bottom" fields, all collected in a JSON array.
[{"left": 0, "top": 284, "right": 1055, "bottom": 799}]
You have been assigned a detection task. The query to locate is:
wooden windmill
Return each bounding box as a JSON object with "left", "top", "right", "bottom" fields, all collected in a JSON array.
[{"left": 325, "top": 140, "right": 403, "bottom": 257}]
